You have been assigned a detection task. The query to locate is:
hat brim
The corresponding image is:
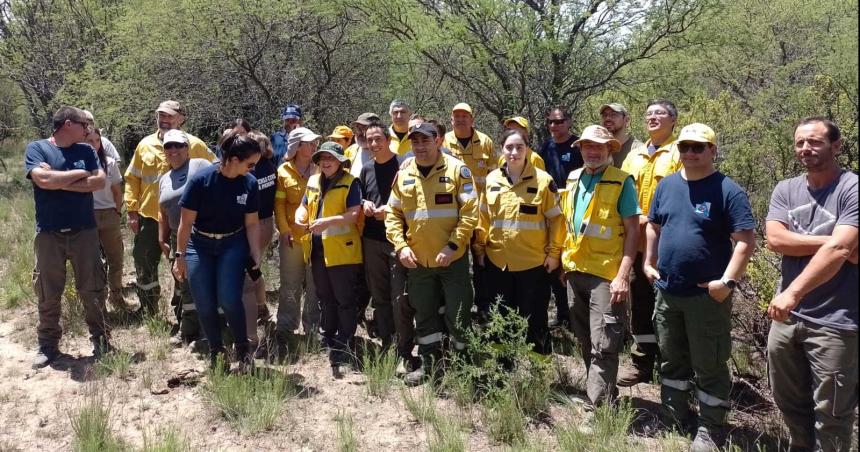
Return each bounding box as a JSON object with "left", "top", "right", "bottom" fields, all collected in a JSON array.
[
  {"left": 157, "top": 107, "right": 183, "bottom": 116},
  {"left": 328, "top": 133, "right": 349, "bottom": 139},
  {"left": 677, "top": 136, "right": 715, "bottom": 145},
  {"left": 282, "top": 114, "right": 301, "bottom": 120},
  {"left": 598, "top": 104, "right": 626, "bottom": 115},
  {"left": 407, "top": 131, "right": 436, "bottom": 139},
  {"left": 575, "top": 138, "right": 622, "bottom": 153},
  {"left": 163, "top": 140, "right": 189, "bottom": 146},
  {"left": 311, "top": 149, "right": 349, "bottom": 164}
]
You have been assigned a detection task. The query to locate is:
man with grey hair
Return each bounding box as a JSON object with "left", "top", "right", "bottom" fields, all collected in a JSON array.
[{"left": 389, "top": 100, "right": 412, "bottom": 156}]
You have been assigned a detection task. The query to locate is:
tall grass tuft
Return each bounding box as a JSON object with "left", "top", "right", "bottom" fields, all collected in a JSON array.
[
  {"left": 555, "top": 398, "right": 639, "bottom": 451},
  {"left": 361, "top": 348, "right": 400, "bottom": 397},
  {"left": 202, "top": 366, "right": 295, "bottom": 434},
  {"left": 335, "top": 411, "right": 358, "bottom": 452},
  {"left": 401, "top": 384, "right": 438, "bottom": 424},
  {"left": 94, "top": 350, "right": 134, "bottom": 379},
  {"left": 69, "top": 394, "right": 124, "bottom": 452},
  {"left": 143, "top": 314, "right": 171, "bottom": 338},
  {"left": 0, "top": 186, "right": 36, "bottom": 309},
  {"left": 140, "top": 426, "right": 193, "bottom": 452},
  {"left": 428, "top": 415, "right": 466, "bottom": 452},
  {"left": 482, "top": 390, "right": 527, "bottom": 445}
]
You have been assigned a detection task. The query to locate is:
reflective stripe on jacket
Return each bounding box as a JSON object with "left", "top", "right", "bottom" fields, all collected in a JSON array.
[
  {"left": 561, "top": 166, "right": 631, "bottom": 280},
  {"left": 385, "top": 152, "right": 478, "bottom": 268},
  {"left": 124, "top": 131, "right": 214, "bottom": 219},
  {"left": 301, "top": 171, "right": 363, "bottom": 266},
  {"left": 475, "top": 162, "right": 563, "bottom": 271}
]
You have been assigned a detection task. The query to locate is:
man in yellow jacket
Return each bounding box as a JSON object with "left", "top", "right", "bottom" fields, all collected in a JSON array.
[
  {"left": 386, "top": 122, "right": 478, "bottom": 384},
  {"left": 125, "top": 100, "right": 214, "bottom": 315},
  {"left": 562, "top": 125, "right": 640, "bottom": 407},
  {"left": 617, "top": 99, "right": 683, "bottom": 386}
]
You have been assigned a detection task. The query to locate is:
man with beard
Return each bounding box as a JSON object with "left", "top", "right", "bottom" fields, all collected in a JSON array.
[
  {"left": 125, "top": 100, "right": 214, "bottom": 316},
  {"left": 346, "top": 112, "right": 381, "bottom": 177},
  {"left": 599, "top": 103, "right": 645, "bottom": 167}
]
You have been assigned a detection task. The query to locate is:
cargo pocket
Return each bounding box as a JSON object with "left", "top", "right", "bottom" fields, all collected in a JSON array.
[
  {"left": 599, "top": 313, "right": 624, "bottom": 354},
  {"left": 32, "top": 270, "right": 43, "bottom": 301}
]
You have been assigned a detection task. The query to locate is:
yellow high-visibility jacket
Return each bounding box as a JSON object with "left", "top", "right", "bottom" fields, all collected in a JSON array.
[
  {"left": 561, "top": 166, "right": 632, "bottom": 281},
  {"left": 301, "top": 171, "right": 363, "bottom": 267},
  {"left": 496, "top": 147, "right": 546, "bottom": 171},
  {"left": 443, "top": 129, "right": 495, "bottom": 192},
  {"left": 389, "top": 126, "right": 412, "bottom": 157},
  {"left": 124, "top": 131, "right": 214, "bottom": 219},
  {"left": 620, "top": 134, "right": 681, "bottom": 219},
  {"left": 274, "top": 160, "right": 315, "bottom": 239},
  {"left": 385, "top": 152, "right": 478, "bottom": 268},
  {"left": 475, "top": 162, "right": 563, "bottom": 271}
]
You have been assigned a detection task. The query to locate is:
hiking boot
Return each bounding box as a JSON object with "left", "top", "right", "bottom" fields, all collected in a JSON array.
[
  {"left": 168, "top": 333, "right": 184, "bottom": 347},
  {"left": 549, "top": 317, "right": 570, "bottom": 330},
  {"left": 32, "top": 346, "right": 61, "bottom": 369},
  {"left": 331, "top": 363, "right": 350, "bottom": 379},
  {"left": 689, "top": 426, "right": 720, "bottom": 452},
  {"left": 404, "top": 366, "right": 427, "bottom": 386},
  {"left": 617, "top": 365, "right": 651, "bottom": 387},
  {"left": 92, "top": 337, "right": 115, "bottom": 358},
  {"left": 108, "top": 291, "right": 130, "bottom": 311}
]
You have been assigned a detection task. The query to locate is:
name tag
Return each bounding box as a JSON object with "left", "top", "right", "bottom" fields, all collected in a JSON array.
[
  {"left": 519, "top": 204, "right": 538, "bottom": 214},
  {"left": 526, "top": 187, "right": 538, "bottom": 194},
  {"left": 403, "top": 179, "right": 416, "bottom": 186},
  {"left": 435, "top": 193, "right": 454, "bottom": 205},
  {"left": 489, "top": 186, "right": 501, "bottom": 192}
]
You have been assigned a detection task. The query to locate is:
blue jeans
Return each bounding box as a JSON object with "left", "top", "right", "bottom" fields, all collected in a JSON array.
[{"left": 186, "top": 232, "right": 249, "bottom": 352}]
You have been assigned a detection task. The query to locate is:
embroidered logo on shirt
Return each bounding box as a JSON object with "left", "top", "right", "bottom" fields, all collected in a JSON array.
[
  {"left": 561, "top": 153, "right": 571, "bottom": 162},
  {"left": 693, "top": 202, "right": 711, "bottom": 218},
  {"left": 73, "top": 160, "right": 85, "bottom": 170},
  {"left": 236, "top": 193, "right": 248, "bottom": 205}
]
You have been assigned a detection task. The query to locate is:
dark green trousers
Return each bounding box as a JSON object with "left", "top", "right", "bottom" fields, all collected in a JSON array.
[
  {"left": 132, "top": 216, "right": 162, "bottom": 314},
  {"left": 409, "top": 255, "right": 473, "bottom": 356}
]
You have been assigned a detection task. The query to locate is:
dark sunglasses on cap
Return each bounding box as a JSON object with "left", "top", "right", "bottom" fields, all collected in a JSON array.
[
  {"left": 164, "top": 142, "right": 187, "bottom": 150},
  {"left": 678, "top": 142, "right": 709, "bottom": 154},
  {"left": 547, "top": 119, "right": 567, "bottom": 125}
]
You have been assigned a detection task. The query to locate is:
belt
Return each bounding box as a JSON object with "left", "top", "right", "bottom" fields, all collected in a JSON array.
[{"left": 193, "top": 227, "right": 244, "bottom": 239}]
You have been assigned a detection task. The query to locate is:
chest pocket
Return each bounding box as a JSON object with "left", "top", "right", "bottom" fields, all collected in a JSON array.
[
  {"left": 142, "top": 150, "right": 163, "bottom": 168},
  {"left": 286, "top": 179, "right": 305, "bottom": 205},
  {"left": 398, "top": 180, "right": 418, "bottom": 212}
]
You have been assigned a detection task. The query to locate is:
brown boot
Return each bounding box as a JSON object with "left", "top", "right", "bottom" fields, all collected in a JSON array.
[{"left": 617, "top": 365, "right": 649, "bottom": 387}]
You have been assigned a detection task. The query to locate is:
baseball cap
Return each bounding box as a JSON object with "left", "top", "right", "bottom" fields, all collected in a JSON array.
[
  {"left": 599, "top": 103, "right": 628, "bottom": 115},
  {"left": 328, "top": 125, "right": 354, "bottom": 141},
  {"left": 574, "top": 125, "right": 621, "bottom": 153},
  {"left": 407, "top": 122, "right": 438, "bottom": 139},
  {"left": 504, "top": 116, "right": 530, "bottom": 132},
  {"left": 157, "top": 100, "right": 185, "bottom": 116},
  {"left": 677, "top": 123, "right": 716, "bottom": 145},
  {"left": 162, "top": 129, "right": 189, "bottom": 146},
  {"left": 352, "top": 112, "right": 381, "bottom": 126},
  {"left": 452, "top": 102, "right": 473, "bottom": 115},
  {"left": 281, "top": 104, "right": 302, "bottom": 120},
  {"left": 312, "top": 141, "right": 349, "bottom": 164},
  {"left": 285, "top": 127, "right": 320, "bottom": 160}
]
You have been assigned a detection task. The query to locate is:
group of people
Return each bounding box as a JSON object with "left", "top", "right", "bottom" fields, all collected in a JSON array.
[{"left": 24, "top": 97, "right": 856, "bottom": 451}]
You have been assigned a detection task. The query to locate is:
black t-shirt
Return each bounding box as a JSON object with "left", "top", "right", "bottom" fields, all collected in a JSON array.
[
  {"left": 539, "top": 135, "right": 583, "bottom": 187},
  {"left": 360, "top": 157, "right": 400, "bottom": 241},
  {"left": 252, "top": 158, "right": 277, "bottom": 220},
  {"left": 457, "top": 135, "right": 472, "bottom": 149},
  {"left": 180, "top": 164, "right": 259, "bottom": 234}
]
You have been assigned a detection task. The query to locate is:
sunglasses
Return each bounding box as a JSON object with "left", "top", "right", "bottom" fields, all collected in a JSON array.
[
  {"left": 164, "top": 143, "right": 187, "bottom": 150},
  {"left": 678, "top": 142, "right": 708, "bottom": 154},
  {"left": 547, "top": 119, "right": 567, "bottom": 125}
]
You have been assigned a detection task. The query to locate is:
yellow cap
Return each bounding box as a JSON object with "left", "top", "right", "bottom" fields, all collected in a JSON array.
[
  {"left": 504, "top": 116, "right": 530, "bottom": 132},
  {"left": 452, "top": 102, "right": 473, "bottom": 115},
  {"left": 328, "top": 125, "right": 354, "bottom": 141},
  {"left": 678, "top": 123, "right": 716, "bottom": 145}
]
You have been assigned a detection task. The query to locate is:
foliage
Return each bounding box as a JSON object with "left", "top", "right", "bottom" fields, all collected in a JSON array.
[
  {"left": 0, "top": 181, "right": 35, "bottom": 308},
  {"left": 555, "top": 398, "right": 639, "bottom": 451},
  {"left": 360, "top": 347, "right": 400, "bottom": 397},
  {"left": 69, "top": 393, "right": 124, "bottom": 452},
  {"left": 94, "top": 350, "right": 134, "bottom": 379},
  {"left": 202, "top": 366, "right": 295, "bottom": 434},
  {"left": 335, "top": 410, "right": 358, "bottom": 452}
]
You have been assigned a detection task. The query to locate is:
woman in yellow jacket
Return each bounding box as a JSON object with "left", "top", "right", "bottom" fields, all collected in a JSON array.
[
  {"left": 295, "top": 141, "right": 363, "bottom": 378},
  {"left": 474, "top": 128, "right": 564, "bottom": 354}
]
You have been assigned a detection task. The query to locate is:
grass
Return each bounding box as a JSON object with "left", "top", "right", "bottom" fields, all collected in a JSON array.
[
  {"left": 140, "top": 426, "right": 192, "bottom": 452},
  {"left": 401, "top": 384, "right": 438, "bottom": 424},
  {"left": 94, "top": 350, "right": 135, "bottom": 379},
  {"left": 69, "top": 394, "right": 124, "bottom": 452},
  {"left": 555, "top": 398, "right": 639, "bottom": 451},
  {"left": 428, "top": 415, "right": 466, "bottom": 452},
  {"left": 482, "top": 390, "right": 527, "bottom": 445},
  {"left": 0, "top": 184, "right": 35, "bottom": 309},
  {"left": 335, "top": 411, "right": 358, "bottom": 452},
  {"left": 361, "top": 348, "right": 400, "bottom": 397},
  {"left": 143, "top": 314, "right": 171, "bottom": 338},
  {"left": 202, "top": 365, "right": 295, "bottom": 434}
]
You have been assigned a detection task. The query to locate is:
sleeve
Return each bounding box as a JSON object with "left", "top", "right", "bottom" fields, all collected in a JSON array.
[
  {"left": 124, "top": 144, "right": 144, "bottom": 212},
  {"left": 108, "top": 159, "right": 122, "bottom": 185},
  {"left": 617, "top": 176, "right": 641, "bottom": 218},
  {"left": 726, "top": 185, "right": 756, "bottom": 232},
  {"left": 190, "top": 140, "right": 216, "bottom": 162},
  {"left": 385, "top": 174, "right": 409, "bottom": 252},
  {"left": 473, "top": 189, "right": 489, "bottom": 255},
  {"left": 449, "top": 164, "right": 479, "bottom": 248},
  {"left": 102, "top": 137, "right": 121, "bottom": 162},
  {"left": 346, "top": 178, "right": 362, "bottom": 208},
  {"left": 245, "top": 177, "right": 260, "bottom": 213},
  {"left": 765, "top": 180, "right": 790, "bottom": 224},
  {"left": 24, "top": 142, "right": 45, "bottom": 178},
  {"left": 647, "top": 181, "right": 664, "bottom": 224},
  {"left": 485, "top": 137, "right": 499, "bottom": 172},
  {"left": 273, "top": 168, "right": 290, "bottom": 232},
  {"left": 178, "top": 174, "right": 203, "bottom": 212},
  {"left": 542, "top": 180, "right": 564, "bottom": 259},
  {"left": 83, "top": 146, "right": 99, "bottom": 172},
  {"left": 836, "top": 177, "right": 858, "bottom": 227}
]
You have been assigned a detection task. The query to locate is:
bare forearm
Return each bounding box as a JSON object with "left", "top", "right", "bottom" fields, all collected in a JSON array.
[
  {"left": 723, "top": 232, "right": 756, "bottom": 280},
  {"left": 31, "top": 168, "right": 89, "bottom": 189},
  {"left": 111, "top": 185, "right": 123, "bottom": 210},
  {"left": 766, "top": 224, "right": 828, "bottom": 256},
  {"left": 618, "top": 218, "right": 639, "bottom": 277},
  {"left": 644, "top": 223, "right": 660, "bottom": 266},
  {"left": 785, "top": 240, "right": 853, "bottom": 298}
]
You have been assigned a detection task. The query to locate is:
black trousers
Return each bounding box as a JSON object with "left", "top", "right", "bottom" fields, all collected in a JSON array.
[
  {"left": 629, "top": 252, "right": 660, "bottom": 372},
  {"left": 311, "top": 245, "right": 361, "bottom": 365},
  {"left": 485, "top": 259, "right": 552, "bottom": 355}
]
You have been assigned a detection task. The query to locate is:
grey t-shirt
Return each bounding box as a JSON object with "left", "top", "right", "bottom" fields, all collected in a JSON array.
[
  {"left": 158, "top": 158, "right": 211, "bottom": 230},
  {"left": 766, "top": 170, "right": 858, "bottom": 331}
]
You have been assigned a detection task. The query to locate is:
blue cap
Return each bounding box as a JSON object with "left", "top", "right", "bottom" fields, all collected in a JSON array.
[{"left": 281, "top": 104, "right": 302, "bottom": 120}]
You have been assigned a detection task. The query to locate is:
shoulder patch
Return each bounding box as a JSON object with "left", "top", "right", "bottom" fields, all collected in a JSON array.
[
  {"left": 403, "top": 178, "right": 416, "bottom": 186},
  {"left": 460, "top": 166, "right": 472, "bottom": 179}
]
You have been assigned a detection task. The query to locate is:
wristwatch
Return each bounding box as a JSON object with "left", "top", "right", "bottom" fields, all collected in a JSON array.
[
  {"left": 446, "top": 242, "right": 459, "bottom": 251},
  {"left": 721, "top": 278, "right": 737, "bottom": 290},
  {"left": 174, "top": 251, "right": 186, "bottom": 259}
]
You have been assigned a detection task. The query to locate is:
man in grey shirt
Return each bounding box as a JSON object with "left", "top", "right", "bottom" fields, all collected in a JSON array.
[
  {"left": 157, "top": 130, "right": 211, "bottom": 344},
  {"left": 765, "top": 116, "right": 858, "bottom": 452}
]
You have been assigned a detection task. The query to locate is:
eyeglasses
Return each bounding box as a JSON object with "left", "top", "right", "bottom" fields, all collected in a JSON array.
[
  {"left": 645, "top": 110, "right": 671, "bottom": 118},
  {"left": 678, "top": 142, "right": 708, "bottom": 154},
  {"left": 164, "top": 143, "right": 187, "bottom": 151},
  {"left": 71, "top": 119, "right": 93, "bottom": 130},
  {"left": 547, "top": 119, "right": 567, "bottom": 125}
]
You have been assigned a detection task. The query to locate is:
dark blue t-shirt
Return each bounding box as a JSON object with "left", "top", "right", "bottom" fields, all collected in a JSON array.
[
  {"left": 180, "top": 164, "right": 259, "bottom": 234},
  {"left": 24, "top": 139, "right": 99, "bottom": 232},
  {"left": 252, "top": 158, "right": 277, "bottom": 220},
  {"left": 648, "top": 171, "right": 755, "bottom": 296},
  {"left": 538, "top": 135, "right": 583, "bottom": 187}
]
